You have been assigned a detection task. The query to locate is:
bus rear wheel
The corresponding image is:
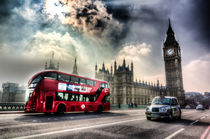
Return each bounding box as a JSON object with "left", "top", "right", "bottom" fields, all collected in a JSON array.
[
  {"left": 57, "top": 104, "right": 66, "bottom": 114},
  {"left": 97, "top": 105, "right": 103, "bottom": 113}
]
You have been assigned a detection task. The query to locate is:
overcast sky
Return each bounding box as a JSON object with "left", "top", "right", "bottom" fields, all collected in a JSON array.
[{"left": 0, "top": 0, "right": 209, "bottom": 93}]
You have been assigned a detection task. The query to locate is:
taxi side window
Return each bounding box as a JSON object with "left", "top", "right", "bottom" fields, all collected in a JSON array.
[{"left": 172, "top": 99, "right": 178, "bottom": 105}]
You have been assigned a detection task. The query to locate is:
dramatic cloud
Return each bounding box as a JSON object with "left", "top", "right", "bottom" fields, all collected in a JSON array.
[
  {"left": 23, "top": 31, "right": 76, "bottom": 60},
  {"left": 115, "top": 43, "right": 162, "bottom": 81},
  {"left": 180, "top": 0, "right": 210, "bottom": 50},
  {"left": 44, "top": 0, "right": 122, "bottom": 42},
  {"left": 117, "top": 43, "right": 151, "bottom": 61},
  {"left": 183, "top": 54, "right": 210, "bottom": 93}
]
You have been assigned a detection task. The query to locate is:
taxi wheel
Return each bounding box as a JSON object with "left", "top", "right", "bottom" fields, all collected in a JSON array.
[
  {"left": 168, "top": 113, "right": 173, "bottom": 120},
  {"left": 146, "top": 116, "right": 151, "bottom": 120},
  {"left": 178, "top": 110, "right": 181, "bottom": 119}
]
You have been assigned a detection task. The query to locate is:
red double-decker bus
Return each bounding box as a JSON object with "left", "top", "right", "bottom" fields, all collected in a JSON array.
[{"left": 24, "top": 71, "right": 110, "bottom": 113}]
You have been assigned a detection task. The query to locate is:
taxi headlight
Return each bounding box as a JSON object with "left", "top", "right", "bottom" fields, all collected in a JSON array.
[
  {"left": 160, "top": 106, "right": 170, "bottom": 112},
  {"left": 146, "top": 107, "right": 151, "bottom": 112}
]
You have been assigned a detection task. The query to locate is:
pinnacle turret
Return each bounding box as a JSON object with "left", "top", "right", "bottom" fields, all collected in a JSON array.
[
  {"left": 164, "top": 18, "right": 179, "bottom": 47},
  {"left": 72, "top": 57, "right": 78, "bottom": 75}
]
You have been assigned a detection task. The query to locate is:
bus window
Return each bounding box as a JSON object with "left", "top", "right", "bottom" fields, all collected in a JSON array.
[
  {"left": 71, "top": 94, "right": 79, "bottom": 101},
  {"left": 105, "top": 83, "right": 109, "bottom": 88},
  {"left": 70, "top": 76, "right": 79, "bottom": 84},
  {"left": 25, "top": 89, "right": 34, "bottom": 102},
  {"left": 89, "top": 95, "right": 95, "bottom": 102},
  {"left": 70, "top": 94, "right": 75, "bottom": 101},
  {"left": 100, "top": 83, "right": 105, "bottom": 88},
  {"left": 43, "top": 72, "right": 57, "bottom": 80},
  {"left": 102, "top": 95, "right": 110, "bottom": 102},
  {"left": 93, "top": 81, "right": 97, "bottom": 86},
  {"left": 58, "top": 74, "right": 70, "bottom": 82},
  {"left": 79, "top": 94, "right": 83, "bottom": 101},
  {"left": 75, "top": 94, "right": 79, "bottom": 101},
  {"left": 83, "top": 95, "right": 89, "bottom": 102},
  {"left": 63, "top": 93, "right": 69, "bottom": 101},
  {"left": 56, "top": 92, "right": 63, "bottom": 101},
  {"left": 80, "top": 78, "right": 86, "bottom": 85},
  {"left": 101, "top": 83, "right": 109, "bottom": 88},
  {"left": 87, "top": 80, "right": 94, "bottom": 86},
  {"left": 68, "top": 93, "right": 72, "bottom": 101},
  {"left": 29, "top": 75, "right": 42, "bottom": 88}
]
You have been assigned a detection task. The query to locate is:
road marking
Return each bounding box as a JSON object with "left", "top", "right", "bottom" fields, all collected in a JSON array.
[
  {"left": 200, "top": 116, "right": 206, "bottom": 120},
  {"left": 12, "top": 118, "right": 145, "bottom": 139},
  {"left": 182, "top": 111, "right": 195, "bottom": 114},
  {"left": 164, "top": 128, "right": 185, "bottom": 139},
  {"left": 0, "top": 123, "right": 47, "bottom": 130},
  {"left": 201, "top": 126, "right": 210, "bottom": 139},
  {"left": 190, "top": 120, "right": 198, "bottom": 125}
]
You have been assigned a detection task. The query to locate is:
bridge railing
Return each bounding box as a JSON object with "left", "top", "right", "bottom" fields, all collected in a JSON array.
[{"left": 0, "top": 102, "right": 25, "bottom": 111}]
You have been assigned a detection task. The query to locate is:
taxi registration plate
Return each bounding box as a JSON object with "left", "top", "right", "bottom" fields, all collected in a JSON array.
[{"left": 151, "top": 114, "right": 159, "bottom": 118}]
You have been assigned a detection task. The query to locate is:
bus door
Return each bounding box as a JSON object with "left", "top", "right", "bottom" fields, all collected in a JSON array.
[
  {"left": 102, "top": 94, "right": 110, "bottom": 110},
  {"left": 46, "top": 96, "right": 53, "bottom": 110}
]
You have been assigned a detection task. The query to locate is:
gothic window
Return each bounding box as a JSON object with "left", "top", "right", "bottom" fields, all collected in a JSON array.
[
  {"left": 126, "top": 97, "right": 128, "bottom": 104},
  {"left": 118, "top": 76, "right": 122, "bottom": 81}
]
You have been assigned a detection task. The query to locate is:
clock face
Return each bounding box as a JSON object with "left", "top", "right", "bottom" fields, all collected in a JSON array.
[{"left": 166, "top": 48, "right": 174, "bottom": 56}]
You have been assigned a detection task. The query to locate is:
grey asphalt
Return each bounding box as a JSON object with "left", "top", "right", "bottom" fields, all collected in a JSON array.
[{"left": 0, "top": 109, "right": 209, "bottom": 139}]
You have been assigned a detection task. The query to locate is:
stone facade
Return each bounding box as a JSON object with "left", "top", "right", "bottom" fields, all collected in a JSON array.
[
  {"left": 95, "top": 59, "right": 165, "bottom": 105},
  {"left": 1, "top": 82, "right": 26, "bottom": 102}
]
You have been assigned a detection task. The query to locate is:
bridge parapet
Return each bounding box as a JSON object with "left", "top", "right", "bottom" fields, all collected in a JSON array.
[{"left": 0, "top": 102, "right": 25, "bottom": 111}]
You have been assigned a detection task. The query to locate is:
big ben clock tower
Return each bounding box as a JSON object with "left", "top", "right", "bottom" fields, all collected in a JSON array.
[{"left": 163, "top": 19, "right": 185, "bottom": 106}]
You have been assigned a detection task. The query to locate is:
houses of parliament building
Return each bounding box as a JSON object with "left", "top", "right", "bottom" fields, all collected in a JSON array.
[
  {"left": 95, "top": 60, "right": 163, "bottom": 106},
  {"left": 95, "top": 20, "right": 185, "bottom": 106}
]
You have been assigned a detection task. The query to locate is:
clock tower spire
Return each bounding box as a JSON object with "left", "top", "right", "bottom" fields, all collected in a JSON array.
[{"left": 163, "top": 19, "right": 185, "bottom": 106}]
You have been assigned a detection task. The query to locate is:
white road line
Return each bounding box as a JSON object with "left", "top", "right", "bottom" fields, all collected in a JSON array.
[
  {"left": 0, "top": 123, "right": 47, "bottom": 130},
  {"left": 182, "top": 110, "right": 196, "bottom": 114},
  {"left": 164, "top": 128, "right": 185, "bottom": 139},
  {"left": 200, "top": 116, "right": 206, "bottom": 119},
  {"left": 190, "top": 120, "right": 198, "bottom": 125},
  {"left": 12, "top": 118, "right": 145, "bottom": 139}
]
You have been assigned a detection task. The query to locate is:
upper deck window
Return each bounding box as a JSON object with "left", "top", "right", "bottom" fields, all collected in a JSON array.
[
  {"left": 70, "top": 76, "right": 79, "bottom": 84},
  {"left": 87, "top": 80, "right": 94, "bottom": 86},
  {"left": 58, "top": 74, "right": 70, "bottom": 82},
  {"left": 43, "top": 72, "right": 57, "bottom": 80},
  {"left": 101, "top": 83, "right": 109, "bottom": 88},
  {"left": 80, "top": 78, "right": 86, "bottom": 85},
  {"left": 29, "top": 75, "right": 42, "bottom": 88}
]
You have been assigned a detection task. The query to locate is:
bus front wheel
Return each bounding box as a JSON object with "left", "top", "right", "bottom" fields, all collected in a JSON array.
[{"left": 57, "top": 104, "right": 66, "bottom": 114}]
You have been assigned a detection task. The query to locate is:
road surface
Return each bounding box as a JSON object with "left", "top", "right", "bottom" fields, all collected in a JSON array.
[{"left": 0, "top": 109, "right": 209, "bottom": 139}]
